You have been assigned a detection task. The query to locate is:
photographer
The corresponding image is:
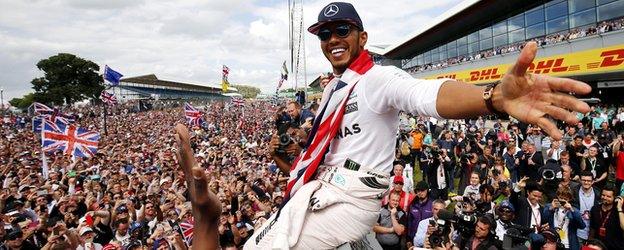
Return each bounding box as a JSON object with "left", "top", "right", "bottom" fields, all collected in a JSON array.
[
  {"left": 502, "top": 143, "right": 519, "bottom": 184},
  {"left": 461, "top": 215, "right": 501, "bottom": 250},
  {"left": 525, "top": 143, "right": 544, "bottom": 182},
  {"left": 475, "top": 184, "right": 495, "bottom": 216},
  {"left": 425, "top": 148, "right": 451, "bottom": 200},
  {"left": 285, "top": 101, "right": 314, "bottom": 130},
  {"left": 538, "top": 160, "right": 563, "bottom": 202},
  {"left": 413, "top": 199, "right": 447, "bottom": 248},
  {"left": 268, "top": 112, "right": 307, "bottom": 174},
  {"left": 542, "top": 186, "right": 585, "bottom": 250}
]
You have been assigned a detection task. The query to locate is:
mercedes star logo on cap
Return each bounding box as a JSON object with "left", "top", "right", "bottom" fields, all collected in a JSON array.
[{"left": 323, "top": 4, "right": 339, "bottom": 17}]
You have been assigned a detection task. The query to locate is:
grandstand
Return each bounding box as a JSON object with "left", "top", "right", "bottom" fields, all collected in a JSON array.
[
  {"left": 110, "top": 74, "right": 237, "bottom": 101},
  {"left": 370, "top": 0, "right": 624, "bottom": 103}
]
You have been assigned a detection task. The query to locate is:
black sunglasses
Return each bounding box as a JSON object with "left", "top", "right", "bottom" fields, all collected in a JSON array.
[{"left": 318, "top": 24, "right": 354, "bottom": 41}]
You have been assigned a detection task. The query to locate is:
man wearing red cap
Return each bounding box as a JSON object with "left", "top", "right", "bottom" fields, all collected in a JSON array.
[
  {"left": 176, "top": 1, "right": 591, "bottom": 249},
  {"left": 382, "top": 176, "right": 414, "bottom": 212}
]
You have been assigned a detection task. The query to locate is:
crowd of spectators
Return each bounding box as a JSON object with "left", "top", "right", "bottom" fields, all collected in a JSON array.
[
  {"left": 388, "top": 103, "right": 624, "bottom": 249},
  {"left": 0, "top": 100, "right": 285, "bottom": 249},
  {"left": 407, "top": 17, "right": 624, "bottom": 74},
  {"left": 1, "top": 98, "right": 624, "bottom": 249}
]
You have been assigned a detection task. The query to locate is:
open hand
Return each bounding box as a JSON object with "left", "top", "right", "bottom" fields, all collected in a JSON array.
[{"left": 497, "top": 42, "right": 591, "bottom": 140}]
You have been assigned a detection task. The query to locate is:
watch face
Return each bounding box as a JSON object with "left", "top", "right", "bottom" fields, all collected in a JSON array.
[{"left": 483, "top": 90, "right": 493, "bottom": 99}]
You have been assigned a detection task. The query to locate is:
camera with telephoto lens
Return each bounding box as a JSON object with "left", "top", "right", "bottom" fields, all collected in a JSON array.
[
  {"left": 542, "top": 169, "right": 556, "bottom": 181},
  {"left": 274, "top": 113, "right": 295, "bottom": 155},
  {"left": 453, "top": 213, "right": 478, "bottom": 241},
  {"left": 428, "top": 217, "right": 452, "bottom": 247},
  {"left": 492, "top": 168, "right": 500, "bottom": 177},
  {"left": 502, "top": 224, "right": 532, "bottom": 249}
]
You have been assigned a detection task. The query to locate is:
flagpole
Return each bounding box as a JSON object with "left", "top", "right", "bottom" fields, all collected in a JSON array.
[{"left": 103, "top": 97, "right": 108, "bottom": 136}]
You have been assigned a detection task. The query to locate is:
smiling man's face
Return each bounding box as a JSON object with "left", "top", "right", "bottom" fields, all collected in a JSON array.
[{"left": 319, "top": 22, "right": 367, "bottom": 75}]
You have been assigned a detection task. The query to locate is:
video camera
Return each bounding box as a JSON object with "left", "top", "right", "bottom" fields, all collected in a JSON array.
[
  {"left": 428, "top": 210, "right": 454, "bottom": 247},
  {"left": 502, "top": 224, "right": 533, "bottom": 249},
  {"left": 502, "top": 224, "right": 564, "bottom": 250}
]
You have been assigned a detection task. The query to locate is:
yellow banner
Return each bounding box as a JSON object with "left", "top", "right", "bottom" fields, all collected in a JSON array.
[
  {"left": 422, "top": 44, "right": 624, "bottom": 84},
  {"left": 222, "top": 79, "right": 229, "bottom": 93}
]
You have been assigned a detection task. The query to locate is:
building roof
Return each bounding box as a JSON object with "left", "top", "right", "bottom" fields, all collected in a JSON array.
[
  {"left": 121, "top": 74, "right": 237, "bottom": 93},
  {"left": 381, "top": 0, "right": 542, "bottom": 59}
]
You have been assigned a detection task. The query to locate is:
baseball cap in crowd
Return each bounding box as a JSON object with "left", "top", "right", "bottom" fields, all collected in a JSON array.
[
  {"left": 308, "top": 2, "right": 364, "bottom": 35},
  {"left": 8, "top": 200, "right": 25, "bottom": 210},
  {"left": 499, "top": 200, "right": 515, "bottom": 212},
  {"left": 159, "top": 177, "right": 172, "bottom": 186},
  {"left": 5, "top": 227, "right": 23, "bottom": 241},
  {"left": 116, "top": 205, "right": 129, "bottom": 213},
  {"left": 79, "top": 226, "right": 94, "bottom": 236},
  {"left": 393, "top": 176, "right": 404, "bottom": 185},
  {"left": 18, "top": 185, "right": 34, "bottom": 193},
  {"left": 414, "top": 181, "right": 429, "bottom": 191}
]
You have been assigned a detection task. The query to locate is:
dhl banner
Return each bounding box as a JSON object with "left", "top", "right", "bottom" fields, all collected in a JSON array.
[{"left": 423, "top": 44, "right": 624, "bottom": 84}]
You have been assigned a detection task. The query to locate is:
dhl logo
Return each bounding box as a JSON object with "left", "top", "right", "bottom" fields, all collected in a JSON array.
[
  {"left": 425, "top": 44, "right": 624, "bottom": 82},
  {"left": 436, "top": 74, "right": 457, "bottom": 79},
  {"left": 599, "top": 49, "right": 624, "bottom": 67},
  {"left": 469, "top": 68, "right": 502, "bottom": 81},
  {"left": 527, "top": 58, "right": 568, "bottom": 74}
]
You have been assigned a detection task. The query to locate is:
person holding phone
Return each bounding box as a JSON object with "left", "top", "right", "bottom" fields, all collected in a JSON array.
[{"left": 542, "top": 186, "right": 585, "bottom": 250}]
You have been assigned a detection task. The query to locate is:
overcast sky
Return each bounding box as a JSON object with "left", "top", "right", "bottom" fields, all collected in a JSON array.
[{"left": 0, "top": 0, "right": 463, "bottom": 101}]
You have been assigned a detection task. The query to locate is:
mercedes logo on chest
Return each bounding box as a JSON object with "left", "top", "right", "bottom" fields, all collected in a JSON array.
[{"left": 323, "top": 4, "right": 339, "bottom": 17}]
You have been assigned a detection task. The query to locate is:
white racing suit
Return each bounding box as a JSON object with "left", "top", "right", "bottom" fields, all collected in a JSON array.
[{"left": 244, "top": 165, "right": 389, "bottom": 249}]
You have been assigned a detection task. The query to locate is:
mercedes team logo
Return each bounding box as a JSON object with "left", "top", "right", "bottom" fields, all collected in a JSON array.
[{"left": 323, "top": 4, "right": 339, "bottom": 17}]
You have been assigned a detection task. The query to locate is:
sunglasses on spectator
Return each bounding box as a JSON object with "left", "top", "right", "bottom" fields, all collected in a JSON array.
[{"left": 317, "top": 24, "right": 356, "bottom": 41}]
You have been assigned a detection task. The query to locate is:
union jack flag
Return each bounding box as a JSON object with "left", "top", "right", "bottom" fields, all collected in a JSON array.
[
  {"left": 41, "top": 120, "right": 100, "bottom": 158},
  {"left": 222, "top": 65, "right": 230, "bottom": 80},
  {"left": 278, "top": 60, "right": 288, "bottom": 90},
  {"left": 32, "top": 102, "right": 53, "bottom": 114},
  {"left": 232, "top": 97, "right": 244, "bottom": 106},
  {"left": 184, "top": 103, "right": 204, "bottom": 126},
  {"left": 100, "top": 91, "right": 118, "bottom": 105},
  {"left": 31, "top": 102, "right": 74, "bottom": 124},
  {"left": 179, "top": 218, "right": 194, "bottom": 245}
]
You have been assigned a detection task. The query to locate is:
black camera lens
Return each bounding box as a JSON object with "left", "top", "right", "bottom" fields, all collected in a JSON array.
[{"left": 278, "top": 134, "right": 291, "bottom": 146}]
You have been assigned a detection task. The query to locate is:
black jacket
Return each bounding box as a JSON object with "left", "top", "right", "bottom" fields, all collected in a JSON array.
[
  {"left": 462, "top": 235, "right": 502, "bottom": 250},
  {"left": 510, "top": 189, "right": 545, "bottom": 229},
  {"left": 571, "top": 185, "right": 600, "bottom": 211}
]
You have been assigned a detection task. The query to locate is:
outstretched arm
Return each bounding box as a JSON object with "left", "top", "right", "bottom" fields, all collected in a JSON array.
[
  {"left": 436, "top": 42, "right": 591, "bottom": 140},
  {"left": 174, "top": 124, "right": 221, "bottom": 250}
]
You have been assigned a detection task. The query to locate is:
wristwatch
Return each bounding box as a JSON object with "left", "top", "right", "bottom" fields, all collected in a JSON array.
[{"left": 483, "top": 81, "right": 506, "bottom": 117}]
